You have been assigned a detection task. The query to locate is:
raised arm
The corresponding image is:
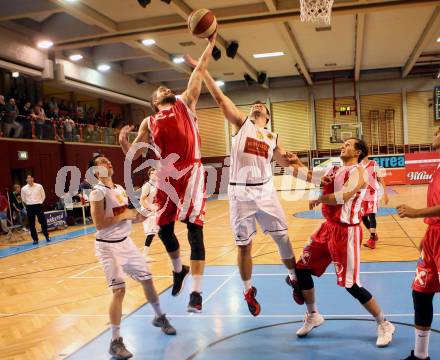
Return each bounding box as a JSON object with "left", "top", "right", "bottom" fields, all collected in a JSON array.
[
  {"left": 184, "top": 54, "right": 246, "bottom": 130},
  {"left": 181, "top": 33, "right": 217, "bottom": 112},
  {"left": 119, "top": 118, "right": 149, "bottom": 160}
]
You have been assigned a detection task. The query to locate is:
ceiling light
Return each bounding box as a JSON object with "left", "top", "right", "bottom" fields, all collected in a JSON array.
[
  {"left": 172, "top": 56, "right": 185, "bottom": 64},
  {"left": 12, "top": 72, "right": 19, "bottom": 78},
  {"left": 37, "top": 40, "right": 53, "bottom": 49},
  {"left": 69, "top": 54, "right": 83, "bottom": 61},
  {"left": 65, "top": 0, "right": 78, "bottom": 2},
  {"left": 226, "top": 42, "right": 239, "bottom": 59},
  {"left": 253, "top": 52, "right": 284, "bottom": 59},
  {"left": 212, "top": 46, "right": 221, "bottom": 61},
  {"left": 215, "top": 80, "right": 225, "bottom": 87},
  {"left": 437, "top": 37, "right": 440, "bottom": 43},
  {"left": 142, "top": 39, "right": 156, "bottom": 46},
  {"left": 137, "top": 0, "right": 151, "bottom": 7},
  {"left": 97, "top": 64, "right": 111, "bottom": 72}
]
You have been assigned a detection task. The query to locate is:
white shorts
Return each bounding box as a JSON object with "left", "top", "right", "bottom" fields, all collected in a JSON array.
[
  {"left": 142, "top": 214, "right": 159, "bottom": 236},
  {"left": 228, "top": 186, "right": 288, "bottom": 246},
  {"left": 95, "top": 236, "right": 152, "bottom": 289}
]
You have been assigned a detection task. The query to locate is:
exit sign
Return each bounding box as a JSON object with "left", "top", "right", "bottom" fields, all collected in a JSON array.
[
  {"left": 18, "top": 151, "right": 28, "bottom": 160},
  {"left": 435, "top": 86, "right": 440, "bottom": 121}
]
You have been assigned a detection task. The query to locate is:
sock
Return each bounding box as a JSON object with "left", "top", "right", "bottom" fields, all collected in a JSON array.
[
  {"left": 171, "top": 257, "right": 182, "bottom": 273},
  {"left": 288, "top": 268, "right": 297, "bottom": 282},
  {"left": 150, "top": 301, "right": 164, "bottom": 317},
  {"left": 374, "top": 312, "right": 385, "bottom": 324},
  {"left": 243, "top": 280, "right": 252, "bottom": 292},
  {"left": 370, "top": 232, "right": 377, "bottom": 240},
  {"left": 111, "top": 324, "right": 120, "bottom": 341},
  {"left": 191, "top": 275, "right": 202, "bottom": 293},
  {"left": 414, "top": 329, "right": 430, "bottom": 359},
  {"left": 143, "top": 246, "right": 149, "bottom": 255},
  {"left": 306, "top": 302, "right": 317, "bottom": 314}
]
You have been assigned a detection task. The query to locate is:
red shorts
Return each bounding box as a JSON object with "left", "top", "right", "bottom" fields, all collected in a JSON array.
[
  {"left": 296, "top": 221, "right": 362, "bottom": 288},
  {"left": 412, "top": 225, "right": 440, "bottom": 293},
  {"left": 155, "top": 162, "right": 206, "bottom": 226}
]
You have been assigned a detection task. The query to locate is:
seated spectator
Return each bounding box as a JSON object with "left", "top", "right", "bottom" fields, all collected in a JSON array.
[
  {"left": 0, "top": 95, "right": 5, "bottom": 136},
  {"left": 3, "top": 98, "right": 23, "bottom": 138},
  {"left": 10, "top": 184, "right": 27, "bottom": 229},
  {"left": 76, "top": 101, "right": 85, "bottom": 123},
  {"left": 0, "top": 190, "right": 9, "bottom": 234}
]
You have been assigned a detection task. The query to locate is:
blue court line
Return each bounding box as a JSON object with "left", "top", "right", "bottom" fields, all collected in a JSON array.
[
  {"left": 0, "top": 226, "right": 96, "bottom": 259},
  {"left": 294, "top": 207, "right": 398, "bottom": 219},
  {"left": 67, "top": 262, "right": 440, "bottom": 360}
]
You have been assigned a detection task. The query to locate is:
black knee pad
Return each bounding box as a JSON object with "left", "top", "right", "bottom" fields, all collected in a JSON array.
[
  {"left": 369, "top": 214, "right": 377, "bottom": 229},
  {"left": 362, "top": 215, "right": 370, "bottom": 229},
  {"left": 413, "top": 290, "right": 434, "bottom": 327},
  {"left": 145, "top": 234, "right": 155, "bottom": 247},
  {"left": 346, "top": 284, "right": 372, "bottom": 304},
  {"left": 187, "top": 222, "right": 205, "bottom": 261},
  {"left": 158, "top": 223, "right": 180, "bottom": 253},
  {"left": 296, "top": 268, "right": 314, "bottom": 290}
]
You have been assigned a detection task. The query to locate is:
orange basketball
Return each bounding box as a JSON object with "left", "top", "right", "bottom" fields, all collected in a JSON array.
[{"left": 188, "top": 9, "right": 217, "bottom": 39}]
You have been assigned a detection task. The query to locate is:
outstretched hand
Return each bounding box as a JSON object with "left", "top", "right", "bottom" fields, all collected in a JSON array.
[
  {"left": 184, "top": 54, "right": 198, "bottom": 69},
  {"left": 118, "top": 125, "right": 133, "bottom": 144}
]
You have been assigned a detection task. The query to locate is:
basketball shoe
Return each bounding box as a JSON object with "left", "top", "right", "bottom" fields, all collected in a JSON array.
[
  {"left": 244, "top": 286, "right": 261, "bottom": 316},
  {"left": 152, "top": 314, "right": 176, "bottom": 335},
  {"left": 296, "top": 312, "right": 325, "bottom": 337},
  {"left": 285, "top": 276, "right": 305, "bottom": 305},
  {"left": 187, "top": 291, "right": 202, "bottom": 313},
  {"left": 109, "top": 337, "right": 133, "bottom": 359},
  {"left": 171, "top": 265, "right": 190, "bottom": 296},
  {"left": 364, "top": 234, "right": 378, "bottom": 249},
  {"left": 376, "top": 320, "right": 395, "bottom": 347},
  {"left": 403, "top": 350, "right": 430, "bottom": 360}
]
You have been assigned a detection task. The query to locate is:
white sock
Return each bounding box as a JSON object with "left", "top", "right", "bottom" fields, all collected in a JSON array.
[
  {"left": 191, "top": 275, "right": 202, "bottom": 293},
  {"left": 414, "top": 329, "right": 430, "bottom": 359},
  {"left": 150, "top": 301, "right": 163, "bottom": 317},
  {"left": 243, "top": 280, "right": 252, "bottom": 292},
  {"left": 110, "top": 324, "right": 120, "bottom": 340},
  {"left": 288, "top": 268, "right": 297, "bottom": 282},
  {"left": 171, "top": 257, "right": 182, "bottom": 273},
  {"left": 143, "top": 246, "right": 149, "bottom": 255},
  {"left": 306, "top": 302, "right": 317, "bottom": 314},
  {"left": 375, "top": 312, "right": 385, "bottom": 324}
]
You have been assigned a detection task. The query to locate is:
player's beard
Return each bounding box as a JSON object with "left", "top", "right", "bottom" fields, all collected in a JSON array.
[{"left": 160, "top": 94, "right": 177, "bottom": 107}]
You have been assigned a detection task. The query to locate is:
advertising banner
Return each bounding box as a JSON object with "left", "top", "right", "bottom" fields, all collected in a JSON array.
[
  {"left": 44, "top": 210, "right": 67, "bottom": 230},
  {"left": 405, "top": 153, "right": 440, "bottom": 185}
]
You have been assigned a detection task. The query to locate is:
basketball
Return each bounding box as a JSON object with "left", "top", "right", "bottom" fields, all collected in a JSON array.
[{"left": 187, "top": 9, "right": 217, "bottom": 39}]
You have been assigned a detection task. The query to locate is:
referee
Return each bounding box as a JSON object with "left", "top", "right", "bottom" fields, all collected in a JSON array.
[{"left": 21, "top": 174, "right": 50, "bottom": 244}]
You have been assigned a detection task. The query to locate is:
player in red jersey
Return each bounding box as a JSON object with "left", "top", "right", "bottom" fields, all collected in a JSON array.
[
  {"left": 294, "top": 138, "right": 395, "bottom": 347},
  {"left": 399, "top": 128, "right": 440, "bottom": 360},
  {"left": 361, "top": 155, "right": 389, "bottom": 249},
  {"left": 119, "top": 33, "right": 217, "bottom": 313}
]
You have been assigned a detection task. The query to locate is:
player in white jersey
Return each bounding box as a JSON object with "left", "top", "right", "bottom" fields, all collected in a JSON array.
[
  {"left": 88, "top": 154, "right": 176, "bottom": 360},
  {"left": 184, "top": 56, "right": 303, "bottom": 316},
  {"left": 140, "top": 167, "right": 159, "bottom": 261}
]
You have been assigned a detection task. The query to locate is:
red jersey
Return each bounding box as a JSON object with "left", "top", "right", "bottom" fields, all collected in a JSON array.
[
  {"left": 322, "top": 165, "right": 365, "bottom": 225},
  {"left": 362, "top": 160, "right": 381, "bottom": 196},
  {"left": 147, "top": 97, "right": 201, "bottom": 166},
  {"left": 425, "top": 163, "right": 440, "bottom": 225}
]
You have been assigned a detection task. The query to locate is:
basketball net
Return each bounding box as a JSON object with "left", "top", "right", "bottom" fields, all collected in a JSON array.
[{"left": 300, "top": 0, "right": 334, "bottom": 25}]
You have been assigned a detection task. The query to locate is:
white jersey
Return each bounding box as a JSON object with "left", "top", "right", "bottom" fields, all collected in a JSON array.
[
  {"left": 229, "top": 118, "right": 278, "bottom": 185},
  {"left": 92, "top": 183, "right": 132, "bottom": 241},
  {"left": 141, "top": 181, "right": 157, "bottom": 216}
]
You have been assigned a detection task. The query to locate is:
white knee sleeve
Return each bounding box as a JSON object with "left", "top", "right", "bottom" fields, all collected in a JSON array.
[{"left": 271, "top": 232, "right": 294, "bottom": 260}]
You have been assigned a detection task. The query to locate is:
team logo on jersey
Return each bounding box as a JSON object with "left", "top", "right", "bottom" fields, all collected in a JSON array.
[
  {"left": 300, "top": 251, "right": 311, "bottom": 265},
  {"left": 256, "top": 131, "right": 264, "bottom": 140},
  {"left": 333, "top": 262, "right": 344, "bottom": 275},
  {"left": 115, "top": 193, "right": 126, "bottom": 204},
  {"left": 414, "top": 268, "right": 428, "bottom": 288},
  {"left": 244, "top": 137, "right": 269, "bottom": 158},
  {"left": 266, "top": 133, "right": 274, "bottom": 140}
]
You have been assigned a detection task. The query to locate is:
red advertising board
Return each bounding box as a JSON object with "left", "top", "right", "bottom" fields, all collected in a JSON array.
[{"left": 405, "top": 152, "right": 440, "bottom": 185}]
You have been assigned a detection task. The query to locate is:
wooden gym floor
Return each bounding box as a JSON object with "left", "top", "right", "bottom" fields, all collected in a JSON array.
[{"left": 0, "top": 185, "right": 428, "bottom": 360}]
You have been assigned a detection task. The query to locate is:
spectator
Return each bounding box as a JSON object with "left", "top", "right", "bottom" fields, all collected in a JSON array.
[
  {"left": 48, "top": 97, "right": 58, "bottom": 112},
  {"left": 0, "top": 95, "right": 6, "bottom": 136},
  {"left": 31, "top": 105, "right": 45, "bottom": 139},
  {"left": 0, "top": 190, "right": 8, "bottom": 234},
  {"left": 20, "top": 100, "right": 33, "bottom": 116},
  {"left": 21, "top": 174, "right": 50, "bottom": 244},
  {"left": 19, "top": 100, "right": 33, "bottom": 138},
  {"left": 105, "top": 109, "right": 114, "bottom": 125},
  {"left": 64, "top": 115, "right": 75, "bottom": 141},
  {"left": 3, "top": 98, "right": 23, "bottom": 137},
  {"left": 76, "top": 101, "right": 84, "bottom": 123},
  {"left": 10, "top": 184, "right": 27, "bottom": 229},
  {"left": 59, "top": 99, "right": 68, "bottom": 114}
]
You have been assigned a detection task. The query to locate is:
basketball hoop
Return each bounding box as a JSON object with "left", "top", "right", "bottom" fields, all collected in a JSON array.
[{"left": 300, "top": 0, "right": 334, "bottom": 25}]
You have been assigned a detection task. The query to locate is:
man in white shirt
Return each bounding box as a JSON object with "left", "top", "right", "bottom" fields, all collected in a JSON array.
[{"left": 21, "top": 175, "right": 50, "bottom": 244}]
